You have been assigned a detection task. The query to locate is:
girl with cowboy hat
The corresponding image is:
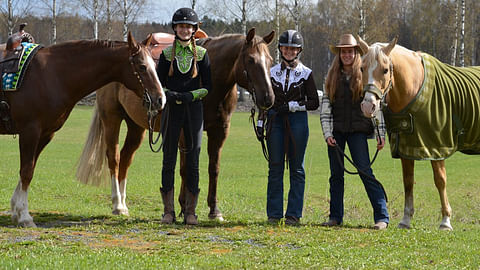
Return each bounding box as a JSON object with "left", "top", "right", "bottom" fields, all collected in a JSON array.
[{"left": 320, "top": 33, "right": 389, "bottom": 230}]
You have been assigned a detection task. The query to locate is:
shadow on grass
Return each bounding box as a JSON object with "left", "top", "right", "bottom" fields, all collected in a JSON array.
[{"left": 0, "top": 211, "right": 384, "bottom": 231}]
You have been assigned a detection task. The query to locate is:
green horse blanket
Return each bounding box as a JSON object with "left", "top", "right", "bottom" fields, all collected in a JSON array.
[{"left": 384, "top": 53, "right": 480, "bottom": 160}]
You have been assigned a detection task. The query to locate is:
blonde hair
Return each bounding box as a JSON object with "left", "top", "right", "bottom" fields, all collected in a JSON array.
[
  {"left": 324, "top": 48, "right": 362, "bottom": 102},
  {"left": 168, "top": 35, "right": 198, "bottom": 78}
]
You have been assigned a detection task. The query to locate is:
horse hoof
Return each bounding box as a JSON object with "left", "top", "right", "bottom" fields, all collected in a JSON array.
[
  {"left": 208, "top": 213, "right": 224, "bottom": 222},
  {"left": 397, "top": 223, "right": 411, "bottom": 229},
  {"left": 18, "top": 220, "right": 37, "bottom": 228},
  {"left": 112, "top": 209, "right": 129, "bottom": 216},
  {"left": 439, "top": 224, "right": 453, "bottom": 231}
]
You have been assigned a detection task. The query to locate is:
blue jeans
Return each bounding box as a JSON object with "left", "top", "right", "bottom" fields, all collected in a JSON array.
[
  {"left": 266, "top": 111, "right": 309, "bottom": 219},
  {"left": 327, "top": 131, "right": 389, "bottom": 224}
]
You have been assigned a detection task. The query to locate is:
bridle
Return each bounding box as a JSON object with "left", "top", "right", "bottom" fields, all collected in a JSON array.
[
  {"left": 129, "top": 47, "right": 162, "bottom": 152},
  {"left": 240, "top": 43, "right": 272, "bottom": 161},
  {"left": 362, "top": 58, "right": 394, "bottom": 110}
]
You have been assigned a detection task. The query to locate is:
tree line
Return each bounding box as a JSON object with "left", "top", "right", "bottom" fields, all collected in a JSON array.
[{"left": 1, "top": 0, "right": 479, "bottom": 90}]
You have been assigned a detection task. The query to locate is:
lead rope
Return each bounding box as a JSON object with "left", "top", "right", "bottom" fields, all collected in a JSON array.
[{"left": 332, "top": 118, "right": 387, "bottom": 201}]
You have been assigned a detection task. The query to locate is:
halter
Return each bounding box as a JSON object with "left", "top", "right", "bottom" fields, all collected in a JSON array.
[{"left": 129, "top": 48, "right": 162, "bottom": 152}]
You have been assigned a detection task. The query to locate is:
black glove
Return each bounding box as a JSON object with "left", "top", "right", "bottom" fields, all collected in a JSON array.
[
  {"left": 275, "top": 104, "right": 289, "bottom": 114},
  {"left": 178, "top": 92, "right": 194, "bottom": 104},
  {"left": 165, "top": 91, "right": 179, "bottom": 103},
  {"left": 256, "top": 126, "right": 264, "bottom": 141}
]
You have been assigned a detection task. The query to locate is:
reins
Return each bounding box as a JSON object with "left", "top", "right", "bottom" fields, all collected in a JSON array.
[
  {"left": 332, "top": 119, "right": 387, "bottom": 201},
  {"left": 129, "top": 47, "right": 163, "bottom": 152}
]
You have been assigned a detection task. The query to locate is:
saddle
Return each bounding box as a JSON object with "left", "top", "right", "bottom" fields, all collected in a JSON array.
[
  {"left": 0, "top": 23, "right": 35, "bottom": 132},
  {"left": 148, "top": 29, "right": 208, "bottom": 63},
  {"left": 1, "top": 23, "right": 36, "bottom": 74}
]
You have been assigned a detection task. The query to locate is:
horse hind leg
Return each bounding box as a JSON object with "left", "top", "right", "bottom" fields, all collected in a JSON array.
[
  {"left": 399, "top": 159, "right": 415, "bottom": 229},
  {"left": 113, "top": 119, "right": 146, "bottom": 216},
  {"left": 431, "top": 160, "right": 453, "bottom": 230}
]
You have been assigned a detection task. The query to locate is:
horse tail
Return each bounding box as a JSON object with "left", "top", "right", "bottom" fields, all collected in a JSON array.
[{"left": 76, "top": 103, "right": 109, "bottom": 187}]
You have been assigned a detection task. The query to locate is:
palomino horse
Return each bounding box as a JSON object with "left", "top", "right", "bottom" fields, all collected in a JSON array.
[
  {"left": 1, "top": 32, "right": 165, "bottom": 227},
  {"left": 76, "top": 28, "right": 275, "bottom": 220},
  {"left": 358, "top": 36, "right": 480, "bottom": 230}
]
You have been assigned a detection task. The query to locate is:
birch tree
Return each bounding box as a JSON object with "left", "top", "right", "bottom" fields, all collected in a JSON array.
[
  {"left": 0, "top": 0, "right": 33, "bottom": 37},
  {"left": 114, "top": 0, "right": 146, "bottom": 41}
]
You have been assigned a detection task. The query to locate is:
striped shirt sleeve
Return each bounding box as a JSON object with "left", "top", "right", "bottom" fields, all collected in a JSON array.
[{"left": 320, "top": 94, "right": 333, "bottom": 140}]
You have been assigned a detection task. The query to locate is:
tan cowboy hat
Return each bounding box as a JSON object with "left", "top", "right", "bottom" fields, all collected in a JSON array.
[{"left": 329, "top": 34, "right": 361, "bottom": 55}]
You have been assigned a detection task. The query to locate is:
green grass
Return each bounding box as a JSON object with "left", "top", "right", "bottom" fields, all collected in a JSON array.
[{"left": 1, "top": 106, "right": 479, "bottom": 269}]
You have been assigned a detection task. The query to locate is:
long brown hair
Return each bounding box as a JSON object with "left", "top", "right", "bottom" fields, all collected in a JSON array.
[
  {"left": 168, "top": 35, "right": 198, "bottom": 78},
  {"left": 324, "top": 48, "right": 362, "bottom": 102}
]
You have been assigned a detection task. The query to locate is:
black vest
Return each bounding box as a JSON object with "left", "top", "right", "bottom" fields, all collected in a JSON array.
[{"left": 332, "top": 76, "right": 373, "bottom": 134}]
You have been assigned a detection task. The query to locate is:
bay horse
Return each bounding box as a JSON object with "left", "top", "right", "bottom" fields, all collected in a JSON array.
[
  {"left": 1, "top": 32, "right": 165, "bottom": 227},
  {"left": 358, "top": 36, "right": 480, "bottom": 230},
  {"left": 76, "top": 28, "right": 275, "bottom": 220}
]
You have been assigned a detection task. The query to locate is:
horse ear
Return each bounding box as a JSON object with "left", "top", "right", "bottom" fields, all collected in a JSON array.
[
  {"left": 246, "top": 27, "right": 256, "bottom": 43},
  {"left": 356, "top": 35, "right": 369, "bottom": 56},
  {"left": 263, "top": 31, "right": 275, "bottom": 45},
  {"left": 382, "top": 36, "right": 398, "bottom": 56},
  {"left": 142, "top": 33, "right": 153, "bottom": 47}
]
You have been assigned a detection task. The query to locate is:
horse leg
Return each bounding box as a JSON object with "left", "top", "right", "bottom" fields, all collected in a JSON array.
[
  {"left": 11, "top": 130, "right": 52, "bottom": 227},
  {"left": 101, "top": 115, "right": 124, "bottom": 215},
  {"left": 398, "top": 158, "right": 415, "bottom": 229},
  {"left": 431, "top": 160, "right": 452, "bottom": 230},
  {"left": 206, "top": 124, "right": 229, "bottom": 221},
  {"left": 115, "top": 118, "right": 146, "bottom": 216}
]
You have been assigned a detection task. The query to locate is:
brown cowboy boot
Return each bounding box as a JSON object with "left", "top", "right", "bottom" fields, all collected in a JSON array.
[
  {"left": 160, "top": 189, "right": 176, "bottom": 224},
  {"left": 184, "top": 189, "right": 199, "bottom": 225}
]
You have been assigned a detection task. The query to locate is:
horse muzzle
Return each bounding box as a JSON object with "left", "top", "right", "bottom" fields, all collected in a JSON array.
[{"left": 361, "top": 92, "right": 380, "bottom": 118}]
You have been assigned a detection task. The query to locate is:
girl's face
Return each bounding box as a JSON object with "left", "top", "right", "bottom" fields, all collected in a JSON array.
[
  {"left": 340, "top": 47, "right": 356, "bottom": 67},
  {"left": 280, "top": 46, "right": 301, "bottom": 61},
  {"left": 174, "top": 23, "right": 195, "bottom": 41}
]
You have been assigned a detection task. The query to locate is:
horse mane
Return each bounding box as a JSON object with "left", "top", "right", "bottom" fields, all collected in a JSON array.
[
  {"left": 364, "top": 42, "right": 414, "bottom": 65},
  {"left": 207, "top": 33, "right": 271, "bottom": 56},
  {"left": 44, "top": 39, "right": 126, "bottom": 54}
]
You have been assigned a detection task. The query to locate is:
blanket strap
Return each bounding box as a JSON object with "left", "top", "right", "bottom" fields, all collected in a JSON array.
[{"left": 452, "top": 114, "right": 465, "bottom": 150}]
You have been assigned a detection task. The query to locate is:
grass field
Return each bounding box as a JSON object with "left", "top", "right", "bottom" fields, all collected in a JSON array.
[{"left": 1, "top": 106, "right": 479, "bottom": 269}]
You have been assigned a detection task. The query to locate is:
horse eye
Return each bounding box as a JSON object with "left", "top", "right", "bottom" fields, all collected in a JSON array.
[
  {"left": 360, "top": 67, "right": 364, "bottom": 72},
  {"left": 139, "top": 64, "right": 147, "bottom": 72},
  {"left": 383, "top": 68, "right": 388, "bottom": 74}
]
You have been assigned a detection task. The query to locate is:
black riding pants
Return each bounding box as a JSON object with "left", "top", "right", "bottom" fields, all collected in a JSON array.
[{"left": 161, "top": 100, "right": 203, "bottom": 194}]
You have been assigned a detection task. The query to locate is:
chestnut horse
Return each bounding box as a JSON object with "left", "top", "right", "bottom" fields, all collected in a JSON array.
[
  {"left": 76, "top": 28, "right": 275, "bottom": 220},
  {"left": 1, "top": 32, "right": 165, "bottom": 227},
  {"left": 358, "top": 36, "right": 480, "bottom": 230}
]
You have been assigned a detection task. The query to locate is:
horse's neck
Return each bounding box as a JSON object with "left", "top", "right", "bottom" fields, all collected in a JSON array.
[
  {"left": 46, "top": 41, "right": 127, "bottom": 102},
  {"left": 388, "top": 50, "right": 425, "bottom": 112},
  {"left": 206, "top": 37, "right": 243, "bottom": 93}
]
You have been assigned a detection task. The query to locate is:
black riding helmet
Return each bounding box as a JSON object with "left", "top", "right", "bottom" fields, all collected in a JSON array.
[
  {"left": 172, "top": 8, "right": 199, "bottom": 41},
  {"left": 278, "top": 30, "right": 303, "bottom": 63}
]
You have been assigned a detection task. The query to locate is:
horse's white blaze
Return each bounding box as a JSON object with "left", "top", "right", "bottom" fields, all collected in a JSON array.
[
  {"left": 10, "top": 178, "right": 34, "bottom": 227},
  {"left": 260, "top": 53, "right": 272, "bottom": 88},
  {"left": 146, "top": 55, "right": 166, "bottom": 108},
  {"left": 367, "top": 60, "right": 377, "bottom": 86}
]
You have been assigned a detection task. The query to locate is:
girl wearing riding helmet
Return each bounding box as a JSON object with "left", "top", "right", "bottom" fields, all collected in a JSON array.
[
  {"left": 320, "top": 34, "right": 389, "bottom": 229},
  {"left": 157, "top": 7, "right": 212, "bottom": 225},
  {"left": 265, "top": 30, "right": 319, "bottom": 225}
]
